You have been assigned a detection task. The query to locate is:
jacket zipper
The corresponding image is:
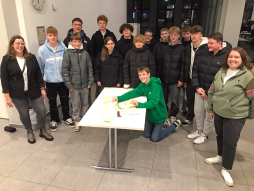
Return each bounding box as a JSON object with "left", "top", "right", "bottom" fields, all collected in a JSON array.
[{"left": 77, "top": 51, "right": 82, "bottom": 87}]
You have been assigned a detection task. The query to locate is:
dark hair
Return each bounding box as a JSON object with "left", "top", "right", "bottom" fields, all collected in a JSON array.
[
  {"left": 223, "top": 47, "right": 253, "bottom": 70},
  {"left": 70, "top": 33, "right": 81, "bottom": 41},
  {"left": 119, "top": 23, "right": 134, "bottom": 34},
  {"left": 190, "top": 25, "right": 203, "bottom": 34},
  {"left": 144, "top": 29, "right": 153, "bottom": 35},
  {"left": 101, "top": 36, "right": 115, "bottom": 61},
  {"left": 97, "top": 15, "right": 108, "bottom": 23},
  {"left": 72, "top": 17, "right": 83, "bottom": 25},
  {"left": 137, "top": 66, "right": 150, "bottom": 73},
  {"left": 181, "top": 25, "right": 191, "bottom": 33},
  {"left": 6, "top": 35, "right": 32, "bottom": 60},
  {"left": 208, "top": 32, "right": 223, "bottom": 43}
]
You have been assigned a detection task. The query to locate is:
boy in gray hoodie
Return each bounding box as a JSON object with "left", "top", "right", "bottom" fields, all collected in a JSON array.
[{"left": 62, "top": 33, "right": 94, "bottom": 132}]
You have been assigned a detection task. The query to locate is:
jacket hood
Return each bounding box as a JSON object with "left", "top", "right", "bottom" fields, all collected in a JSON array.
[
  {"left": 44, "top": 39, "right": 66, "bottom": 52},
  {"left": 146, "top": 77, "right": 161, "bottom": 86},
  {"left": 211, "top": 41, "right": 232, "bottom": 56},
  {"left": 120, "top": 35, "right": 133, "bottom": 42},
  {"left": 168, "top": 40, "right": 182, "bottom": 46},
  {"left": 67, "top": 28, "right": 86, "bottom": 38},
  {"left": 191, "top": 37, "right": 208, "bottom": 48},
  {"left": 67, "top": 43, "right": 84, "bottom": 50},
  {"left": 132, "top": 45, "right": 147, "bottom": 53}
]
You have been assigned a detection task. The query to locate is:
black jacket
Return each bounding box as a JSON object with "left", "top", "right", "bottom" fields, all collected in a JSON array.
[
  {"left": 158, "top": 41, "right": 185, "bottom": 84},
  {"left": 115, "top": 35, "right": 134, "bottom": 58},
  {"left": 124, "top": 46, "right": 156, "bottom": 88},
  {"left": 192, "top": 41, "right": 232, "bottom": 95},
  {"left": 181, "top": 37, "right": 192, "bottom": 47},
  {"left": 63, "top": 29, "right": 93, "bottom": 58},
  {"left": 146, "top": 39, "right": 156, "bottom": 53},
  {"left": 94, "top": 49, "right": 123, "bottom": 87},
  {"left": 153, "top": 40, "right": 168, "bottom": 77},
  {"left": 91, "top": 29, "right": 117, "bottom": 62},
  {"left": 1, "top": 54, "right": 44, "bottom": 100}
]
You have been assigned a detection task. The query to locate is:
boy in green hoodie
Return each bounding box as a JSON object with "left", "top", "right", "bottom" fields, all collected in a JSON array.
[{"left": 112, "top": 66, "right": 181, "bottom": 142}]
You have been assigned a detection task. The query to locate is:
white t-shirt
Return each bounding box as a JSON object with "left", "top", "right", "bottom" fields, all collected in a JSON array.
[
  {"left": 223, "top": 68, "right": 239, "bottom": 85},
  {"left": 16, "top": 57, "right": 28, "bottom": 91},
  {"left": 50, "top": 43, "right": 58, "bottom": 53}
]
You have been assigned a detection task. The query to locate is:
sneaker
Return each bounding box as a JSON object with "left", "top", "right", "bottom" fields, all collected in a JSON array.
[
  {"left": 65, "top": 118, "right": 74, "bottom": 127},
  {"left": 205, "top": 155, "right": 222, "bottom": 164},
  {"left": 187, "top": 130, "right": 200, "bottom": 139},
  {"left": 193, "top": 133, "right": 208, "bottom": 144},
  {"left": 172, "top": 119, "right": 181, "bottom": 132},
  {"left": 74, "top": 122, "right": 80, "bottom": 132},
  {"left": 182, "top": 119, "right": 192, "bottom": 126},
  {"left": 163, "top": 118, "right": 171, "bottom": 128},
  {"left": 221, "top": 168, "right": 234, "bottom": 187},
  {"left": 50, "top": 121, "right": 58, "bottom": 132},
  {"left": 170, "top": 116, "right": 176, "bottom": 123}
]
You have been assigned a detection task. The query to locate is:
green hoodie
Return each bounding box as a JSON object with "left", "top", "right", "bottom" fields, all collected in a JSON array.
[
  {"left": 207, "top": 67, "right": 254, "bottom": 119},
  {"left": 118, "top": 77, "right": 167, "bottom": 123}
]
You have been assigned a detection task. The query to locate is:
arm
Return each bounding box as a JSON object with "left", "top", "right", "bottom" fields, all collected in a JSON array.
[
  {"left": 179, "top": 50, "right": 185, "bottom": 83},
  {"left": 93, "top": 54, "right": 101, "bottom": 82},
  {"left": 246, "top": 77, "right": 254, "bottom": 118},
  {"left": 90, "top": 34, "right": 96, "bottom": 64},
  {"left": 118, "top": 85, "right": 144, "bottom": 102},
  {"left": 86, "top": 38, "right": 94, "bottom": 62},
  {"left": 33, "top": 55, "right": 44, "bottom": 88},
  {"left": 206, "top": 82, "right": 215, "bottom": 113},
  {"left": 61, "top": 52, "right": 73, "bottom": 90},
  {"left": 37, "top": 48, "right": 45, "bottom": 78},
  {"left": 86, "top": 52, "right": 94, "bottom": 87},
  {"left": 63, "top": 37, "right": 69, "bottom": 48},
  {"left": 191, "top": 57, "right": 201, "bottom": 91},
  {"left": 118, "top": 55, "right": 124, "bottom": 85},
  {"left": 157, "top": 47, "right": 164, "bottom": 78},
  {"left": 0, "top": 56, "right": 10, "bottom": 93},
  {"left": 123, "top": 51, "right": 131, "bottom": 87},
  {"left": 148, "top": 52, "right": 156, "bottom": 77}
]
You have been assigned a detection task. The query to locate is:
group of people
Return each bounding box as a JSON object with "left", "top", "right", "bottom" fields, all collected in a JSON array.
[{"left": 1, "top": 15, "right": 254, "bottom": 187}]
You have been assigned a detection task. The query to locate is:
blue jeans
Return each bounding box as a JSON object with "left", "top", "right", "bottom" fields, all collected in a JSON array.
[{"left": 144, "top": 119, "right": 176, "bottom": 142}]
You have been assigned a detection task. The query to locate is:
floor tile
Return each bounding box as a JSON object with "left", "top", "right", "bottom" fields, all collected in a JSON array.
[
  {"left": 56, "top": 122, "right": 93, "bottom": 136},
  {"left": 121, "top": 130, "right": 157, "bottom": 144},
  {"left": 238, "top": 157, "right": 254, "bottom": 187},
  {"left": 0, "top": 129, "right": 23, "bottom": 147},
  {"left": 10, "top": 151, "right": 70, "bottom": 185},
  {"left": 50, "top": 157, "right": 106, "bottom": 191},
  {"left": 148, "top": 170, "right": 199, "bottom": 191},
  {"left": 250, "top": 186, "right": 254, "bottom": 191},
  {"left": 0, "top": 178, "right": 47, "bottom": 191},
  {"left": 97, "top": 166, "right": 151, "bottom": 191},
  {"left": 194, "top": 139, "right": 218, "bottom": 153},
  {"left": 89, "top": 128, "right": 125, "bottom": 139},
  {"left": 0, "top": 176, "right": 5, "bottom": 184},
  {"left": 153, "top": 145, "right": 197, "bottom": 177},
  {"left": 45, "top": 186, "right": 73, "bottom": 191},
  {"left": 0, "top": 145, "right": 34, "bottom": 176},
  {"left": 38, "top": 132, "right": 86, "bottom": 155},
  {"left": 196, "top": 151, "right": 248, "bottom": 185},
  {"left": 236, "top": 138, "right": 254, "bottom": 159}
]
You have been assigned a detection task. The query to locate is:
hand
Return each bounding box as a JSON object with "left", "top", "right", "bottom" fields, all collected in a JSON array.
[
  {"left": 70, "top": 88, "right": 74, "bottom": 91},
  {"left": 88, "top": 85, "right": 91, "bottom": 88},
  {"left": 41, "top": 90, "right": 46, "bottom": 99},
  {"left": 123, "top": 87, "right": 128, "bottom": 89},
  {"left": 130, "top": 99, "right": 138, "bottom": 106},
  {"left": 116, "top": 83, "right": 121, "bottom": 87},
  {"left": 196, "top": 88, "right": 205, "bottom": 95},
  {"left": 6, "top": 96, "right": 13, "bottom": 107},
  {"left": 200, "top": 93, "right": 208, "bottom": 100},
  {"left": 177, "top": 81, "right": 183, "bottom": 87},
  {"left": 184, "top": 82, "right": 187, "bottom": 88},
  {"left": 97, "top": 81, "right": 101, "bottom": 86},
  {"left": 112, "top": 96, "right": 118, "bottom": 102},
  {"left": 209, "top": 113, "right": 214, "bottom": 118}
]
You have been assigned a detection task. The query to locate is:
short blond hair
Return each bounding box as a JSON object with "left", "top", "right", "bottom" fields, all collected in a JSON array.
[
  {"left": 168, "top": 26, "right": 180, "bottom": 34},
  {"left": 46, "top": 26, "right": 58, "bottom": 34},
  {"left": 133, "top": 34, "right": 146, "bottom": 44}
]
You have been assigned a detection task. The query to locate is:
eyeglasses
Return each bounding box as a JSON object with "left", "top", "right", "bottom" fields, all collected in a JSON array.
[
  {"left": 14, "top": 43, "right": 25, "bottom": 46},
  {"left": 145, "top": 35, "right": 153, "bottom": 37},
  {"left": 73, "top": 24, "right": 82, "bottom": 27}
]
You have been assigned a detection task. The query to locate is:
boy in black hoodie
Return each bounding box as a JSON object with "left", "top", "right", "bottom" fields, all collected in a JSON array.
[{"left": 145, "top": 29, "right": 156, "bottom": 53}]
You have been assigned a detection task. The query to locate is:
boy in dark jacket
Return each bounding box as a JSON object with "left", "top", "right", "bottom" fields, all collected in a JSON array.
[
  {"left": 112, "top": 66, "right": 181, "bottom": 142},
  {"left": 144, "top": 29, "right": 156, "bottom": 53},
  {"left": 158, "top": 26, "right": 185, "bottom": 124},
  {"left": 62, "top": 33, "right": 94, "bottom": 132},
  {"left": 123, "top": 34, "right": 156, "bottom": 88}
]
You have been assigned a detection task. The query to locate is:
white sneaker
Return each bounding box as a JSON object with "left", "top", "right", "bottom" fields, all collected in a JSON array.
[
  {"left": 193, "top": 133, "right": 208, "bottom": 144},
  {"left": 64, "top": 118, "right": 74, "bottom": 127},
  {"left": 172, "top": 119, "right": 181, "bottom": 132},
  {"left": 170, "top": 116, "right": 176, "bottom": 123},
  {"left": 205, "top": 155, "right": 222, "bottom": 164},
  {"left": 221, "top": 168, "right": 234, "bottom": 187},
  {"left": 163, "top": 118, "right": 171, "bottom": 128},
  {"left": 74, "top": 122, "right": 80, "bottom": 132},
  {"left": 50, "top": 121, "right": 58, "bottom": 132},
  {"left": 187, "top": 130, "right": 200, "bottom": 139}
]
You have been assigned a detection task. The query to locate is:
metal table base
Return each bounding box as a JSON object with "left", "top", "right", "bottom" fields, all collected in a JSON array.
[{"left": 92, "top": 128, "right": 135, "bottom": 173}]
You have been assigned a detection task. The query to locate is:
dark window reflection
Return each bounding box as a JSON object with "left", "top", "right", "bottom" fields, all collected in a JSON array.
[
  {"left": 142, "top": 0, "right": 150, "bottom": 10},
  {"left": 193, "top": 0, "right": 202, "bottom": 9},
  {"left": 183, "top": 0, "right": 191, "bottom": 9},
  {"left": 134, "top": 0, "right": 141, "bottom": 10}
]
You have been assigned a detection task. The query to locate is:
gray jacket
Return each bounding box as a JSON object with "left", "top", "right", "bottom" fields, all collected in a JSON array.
[{"left": 62, "top": 45, "right": 94, "bottom": 90}]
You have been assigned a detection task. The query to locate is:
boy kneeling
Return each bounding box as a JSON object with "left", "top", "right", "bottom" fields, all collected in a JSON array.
[{"left": 112, "top": 67, "right": 181, "bottom": 142}]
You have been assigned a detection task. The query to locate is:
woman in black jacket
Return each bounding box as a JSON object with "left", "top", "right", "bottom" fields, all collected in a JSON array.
[
  {"left": 1, "top": 35, "right": 53, "bottom": 144},
  {"left": 94, "top": 36, "right": 123, "bottom": 97}
]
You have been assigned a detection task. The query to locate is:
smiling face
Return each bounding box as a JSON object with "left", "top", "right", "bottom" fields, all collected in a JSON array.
[
  {"left": 134, "top": 41, "right": 145, "bottom": 49},
  {"left": 208, "top": 38, "right": 222, "bottom": 53},
  {"left": 98, "top": 20, "right": 107, "bottom": 31},
  {"left": 46, "top": 33, "right": 58, "bottom": 44},
  {"left": 105, "top": 40, "right": 115, "bottom": 51},
  {"left": 138, "top": 70, "right": 150, "bottom": 84},
  {"left": 145, "top": 32, "right": 153, "bottom": 43},
  {"left": 70, "top": 39, "right": 82, "bottom": 49},
  {"left": 227, "top": 50, "right": 242, "bottom": 70},
  {"left": 72, "top": 21, "right": 82, "bottom": 33},
  {"left": 12, "top": 38, "right": 25, "bottom": 55}
]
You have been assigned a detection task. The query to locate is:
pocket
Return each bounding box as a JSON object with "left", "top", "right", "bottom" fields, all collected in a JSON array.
[{"left": 215, "top": 97, "right": 238, "bottom": 114}]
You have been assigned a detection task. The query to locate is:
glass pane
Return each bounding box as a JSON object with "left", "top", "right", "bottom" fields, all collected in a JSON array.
[
  {"left": 142, "top": 0, "right": 150, "bottom": 10},
  {"left": 134, "top": 0, "right": 141, "bottom": 10},
  {"left": 192, "top": 0, "right": 202, "bottom": 9},
  {"left": 133, "top": 10, "right": 141, "bottom": 23},
  {"left": 157, "top": 0, "right": 166, "bottom": 10},
  {"left": 183, "top": 0, "right": 191, "bottom": 9},
  {"left": 191, "top": 10, "right": 201, "bottom": 25},
  {"left": 182, "top": 10, "right": 191, "bottom": 27}
]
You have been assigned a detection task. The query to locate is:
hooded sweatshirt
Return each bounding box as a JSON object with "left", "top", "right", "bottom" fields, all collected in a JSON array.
[
  {"left": 118, "top": 77, "right": 167, "bottom": 123},
  {"left": 115, "top": 35, "right": 134, "bottom": 58},
  {"left": 37, "top": 39, "right": 67, "bottom": 83}
]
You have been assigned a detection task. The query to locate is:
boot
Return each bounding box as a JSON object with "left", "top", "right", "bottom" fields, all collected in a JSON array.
[
  {"left": 40, "top": 128, "right": 54, "bottom": 141},
  {"left": 27, "top": 129, "right": 36, "bottom": 144}
]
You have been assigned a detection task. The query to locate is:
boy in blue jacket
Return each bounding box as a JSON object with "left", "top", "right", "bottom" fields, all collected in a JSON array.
[{"left": 37, "top": 26, "right": 74, "bottom": 131}]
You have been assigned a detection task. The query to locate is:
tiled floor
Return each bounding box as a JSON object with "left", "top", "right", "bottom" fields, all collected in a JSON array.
[{"left": 0, "top": 112, "right": 253, "bottom": 191}]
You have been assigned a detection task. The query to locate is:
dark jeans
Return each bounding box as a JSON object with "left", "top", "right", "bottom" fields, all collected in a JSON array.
[
  {"left": 12, "top": 93, "right": 46, "bottom": 130},
  {"left": 161, "top": 83, "right": 180, "bottom": 117},
  {"left": 181, "top": 86, "right": 187, "bottom": 112},
  {"left": 144, "top": 119, "right": 176, "bottom": 142},
  {"left": 185, "top": 80, "right": 195, "bottom": 120},
  {"left": 214, "top": 113, "right": 246, "bottom": 170},
  {"left": 46, "top": 82, "right": 70, "bottom": 122}
]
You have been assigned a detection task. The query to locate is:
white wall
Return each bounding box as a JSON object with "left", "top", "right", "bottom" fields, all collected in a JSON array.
[{"left": 20, "top": 0, "right": 127, "bottom": 54}]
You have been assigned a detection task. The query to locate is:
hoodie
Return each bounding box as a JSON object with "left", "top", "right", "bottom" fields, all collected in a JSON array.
[
  {"left": 115, "top": 35, "right": 134, "bottom": 58},
  {"left": 118, "top": 77, "right": 167, "bottom": 123},
  {"left": 37, "top": 39, "right": 67, "bottom": 83}
]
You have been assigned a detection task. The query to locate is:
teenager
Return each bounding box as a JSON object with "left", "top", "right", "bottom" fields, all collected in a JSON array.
[{"left": 144, "top": 29, "right": 156, "bottom": 53}]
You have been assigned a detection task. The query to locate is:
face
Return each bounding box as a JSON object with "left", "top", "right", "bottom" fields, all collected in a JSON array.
[
  {"left": 105, "top": 40, "right": 115, "bottom": 51},
  {"left": 190, "top": 32, "right": 203, "bottom": 42},
  {"left": 138, "top": 71, "right": 150, "bottom": 84},
  {"left": 46, "top": 33, "right": 58, "bottom": 44},
  {"left": 169, "top": 32, "right": 180, "bottom": 43},
  {"left": 160, "top": 31, "right": 169, "bottom": 42},
  {"left": 227, "top": 50, "right": 242, "bottom": 70},
  {"left": 72, "top": 21, "right": 82, "bottom": 33},
  {"left": 208, "top": 38, "right": 222, "bottom": 52},
  {"left": 12, "top": 38, "right": 25, "bottom": 55},
  {"left": 122, "top": 28, "right": 132, "bottom": 38},
  {"left": 98, "top": 20, "right": 107, "bottom": 30},
  {"left": 70, "top": 40, "right": 82, "bottom": 49},
  {"left": 182, "top": 32, "right": 191, "bottom": 41},
  {"left": 145, "top": 32, "right": 153, "bottom": 43},
  {"left": 134, "top": 41, "right": 145, "bottom": 48}
]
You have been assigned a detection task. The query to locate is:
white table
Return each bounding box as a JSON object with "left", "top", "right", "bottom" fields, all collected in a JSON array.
[{"left": 78, "top": 87, "right": 147, "bottom": 172}]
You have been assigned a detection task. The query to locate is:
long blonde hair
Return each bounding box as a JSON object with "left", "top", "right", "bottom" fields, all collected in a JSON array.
[{"left": 101, "top": 36, "right": 115, "bottom": 61}]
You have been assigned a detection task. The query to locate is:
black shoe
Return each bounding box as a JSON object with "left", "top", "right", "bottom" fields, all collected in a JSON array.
[
  {"left": 27, "top": 129, "right": 36, "bottom": 144},
  {"left": 40, "top": 129, "right": 54, "bottom": 141},
  {"left": 50, "top": 121, "right": 58, "bottom": 132},
  {"left": 64, "top": 118, "right": 74, "bottom": 127},
  {"left": 182, "top": 120, "right": 192, "bottom": 126}
]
